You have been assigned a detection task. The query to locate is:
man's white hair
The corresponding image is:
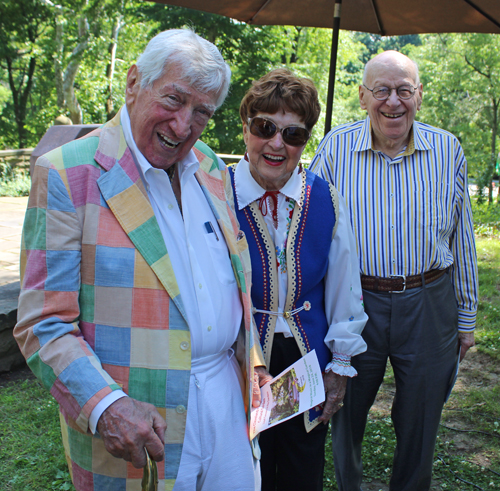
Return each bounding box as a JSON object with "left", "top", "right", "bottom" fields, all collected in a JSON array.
[{"left": 136, "top": 29, "right": 232, "bottom": 108}]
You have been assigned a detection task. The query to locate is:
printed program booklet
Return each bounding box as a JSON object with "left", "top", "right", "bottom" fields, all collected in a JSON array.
[{"left": 250, "top": 349, "right": 325, "bottom": 439}]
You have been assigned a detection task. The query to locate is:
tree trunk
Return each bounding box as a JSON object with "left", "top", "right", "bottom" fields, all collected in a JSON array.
[
  {"left": 6, "top": 55, "right": 37, "bottom": 149},
  {"left": 54, "top": 15, "right": 65, "bottom": 109},
  {"left": 105, "top": 15, "right": 124, "bottom": 121},
  {"left": 63, "top": 15, "right": 89, "bottom": 124},
  {"left": 489, "top": 98, "right": 498, "bottom": 204}
]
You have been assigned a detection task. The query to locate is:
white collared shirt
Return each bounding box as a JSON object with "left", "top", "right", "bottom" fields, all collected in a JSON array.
[
  {"left": 89, "top": 107, "right": 242, "bottom": 432},
  {"left": 120, "top": 107, "right": 242, "bottom": 361}
]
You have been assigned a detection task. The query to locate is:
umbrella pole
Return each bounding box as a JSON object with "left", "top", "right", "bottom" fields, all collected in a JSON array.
[{"left": 324, "top": 0, "right": 342, "bottom": 136}]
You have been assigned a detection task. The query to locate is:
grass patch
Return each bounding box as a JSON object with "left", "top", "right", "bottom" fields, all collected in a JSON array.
[
  {"left": 0, "top": 378, "right": 74, "bottom": 491},
  {"left": 433, "top": 411, "right": 500, "bottom": 490},
  {"left": 323, "top": 372, "right": 500, "bottom": 491},
  {"left": 472, "top": 199, "right": 500, "bottom": 238},
  {"left": 323, "top": 419, "right": 397, "bottom": 491},
  {"left": 475, "top": 235, "right": 500, "bottom": 360}
]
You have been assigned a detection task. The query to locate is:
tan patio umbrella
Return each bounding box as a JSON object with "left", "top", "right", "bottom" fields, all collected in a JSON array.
[{"left": 150, "top": 0, "right": 500, "bottom": 132}]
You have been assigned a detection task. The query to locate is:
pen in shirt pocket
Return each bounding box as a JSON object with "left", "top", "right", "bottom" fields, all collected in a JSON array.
[{"left": 204, "top": 221, "right": 219, "bottom": 241}]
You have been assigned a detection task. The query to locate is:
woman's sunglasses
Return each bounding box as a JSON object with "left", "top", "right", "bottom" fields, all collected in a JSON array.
[{"left": 248, "top": 117, "right": 310, "bottom": 147}]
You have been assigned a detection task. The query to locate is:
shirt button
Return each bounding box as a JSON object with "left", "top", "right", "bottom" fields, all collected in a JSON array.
[
  {"left": 180, "top": 341, "right": 189, "bottom": 350},
  {"left": 198, "top": 283, "right": 202, "bottom": 289},
  {"left": 207, "top": 325, "right": 212, "bottom": 332},
  {"left": 176, "top": 405, "right": 186, "bottom": 414},
  {"left": 390, "top": 193, "right": 394, "bottom": 198},
  {"left": 168, "top": 204, "right": 174, "bottom": 210},
  {"left": 391, "top": 225, "right": 394, "bottom": 230}
]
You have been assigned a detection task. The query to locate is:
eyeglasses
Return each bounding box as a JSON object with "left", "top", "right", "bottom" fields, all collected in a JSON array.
[
  {"left": 362, "top": 84, "right": 418, "bottom": 101},
  {"left": 248, "top": 117, "right": 310, "bottom": 147}
]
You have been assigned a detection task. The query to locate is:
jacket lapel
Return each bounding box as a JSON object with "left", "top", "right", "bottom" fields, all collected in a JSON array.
[
  {"left": 94, "top": 113, "right": 188, "bottom": 323},
  {"left": 194, "top": 148, "right": 252, "bottom": 293}
]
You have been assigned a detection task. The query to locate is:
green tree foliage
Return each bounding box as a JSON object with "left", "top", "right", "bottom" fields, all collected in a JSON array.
[
  {"left": 0, "top": 1, "right": 369, "bottom": 154},
  {"left": 410, "top": 34, "right": 500, "bottom": 203},
  {"left": 72, "top": 0, "right": 159, "bottom": 124},
  {"left": 267, "top": 27, "right": 366, "bottom": 157},
  {"left": 3, "top": 0, "right": 498, "bottom": 199},
  {"left": 48, "top": 0, "right": 159, "bottom": 125},
  {"left": 354, "top": 33, "right": 422, "bottom": 63},
  {"left": 0, "top": 0, "right": 159, "bottom": 149},
  {"left": 0, "top": 0, "right": 52, "bottom": 148}
]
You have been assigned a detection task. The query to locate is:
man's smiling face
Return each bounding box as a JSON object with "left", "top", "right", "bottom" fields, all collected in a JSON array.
[
  {"left": 125, "top": 63, "right": 217, "bottom": 170},
  {"left": 359, "top": 52, "right": 423, "bottom": 151}
]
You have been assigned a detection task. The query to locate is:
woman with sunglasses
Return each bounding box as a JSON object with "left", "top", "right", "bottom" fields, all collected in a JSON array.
[{"left": 228, "top": 68, "right": 368, "bottom": 491}]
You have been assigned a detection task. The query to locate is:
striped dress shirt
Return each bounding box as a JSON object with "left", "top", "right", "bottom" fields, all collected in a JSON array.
[{"left": 310, "top": 117, "right": 478, "bottom": 332}]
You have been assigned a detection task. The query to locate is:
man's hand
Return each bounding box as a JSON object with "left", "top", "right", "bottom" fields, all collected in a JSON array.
[
  {"left": 252, "top": 366, "right": 273, "bottom": 408},
  {"left": 318, "top": 371, "right": 347, "bottom": 424},
  {"left": 97, "top": 397, "right": 167, "bottom": 468},
  {"left": 458, "top": 331, "right": 475, "bottom": 362}
]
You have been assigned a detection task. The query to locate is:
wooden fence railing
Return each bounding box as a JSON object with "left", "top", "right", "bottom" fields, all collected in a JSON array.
[
  {"left": 0, "top": 148, "right": 243, "bottom": 169},
  {"left": 0, "top": 148, "right": 311, "bottom": 169}
]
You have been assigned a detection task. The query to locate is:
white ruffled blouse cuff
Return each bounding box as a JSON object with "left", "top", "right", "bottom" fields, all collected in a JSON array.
[{"left": 324, "top": 352, "right": 358, "bottom": 378}]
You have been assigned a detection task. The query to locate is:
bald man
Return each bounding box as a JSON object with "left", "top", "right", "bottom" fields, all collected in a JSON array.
[{"left": 311, "top": 51, "right": 478, "bottom": 491}]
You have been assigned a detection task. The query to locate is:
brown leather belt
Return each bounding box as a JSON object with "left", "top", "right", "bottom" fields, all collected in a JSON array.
[{"left": 361, "top": 269, "right": 447, "bottom": 293}]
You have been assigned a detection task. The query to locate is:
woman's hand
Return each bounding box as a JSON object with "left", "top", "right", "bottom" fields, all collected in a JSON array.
[
  {"left": 252, "top": 366, "right": 273, "bottom": 407},
  {"left": 318, "top": 371, "right": 347, "bottom": 423}
]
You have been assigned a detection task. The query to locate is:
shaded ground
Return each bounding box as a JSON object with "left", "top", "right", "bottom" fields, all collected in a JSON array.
[
  {"left": 362, "top": 347, "right": 500, "bottom": 491},
  {"left": 0, "top": 362, "right": 34, "bottom": 385}
]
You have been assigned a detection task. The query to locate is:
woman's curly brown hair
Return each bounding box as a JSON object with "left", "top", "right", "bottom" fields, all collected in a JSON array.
[{"left": 239, "top": 68, "right": 321, "bottom": 131}]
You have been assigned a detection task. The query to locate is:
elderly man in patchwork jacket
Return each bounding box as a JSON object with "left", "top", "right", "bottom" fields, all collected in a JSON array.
[{"left": 15, "top": 29, "right": 270, "bottom": 491}]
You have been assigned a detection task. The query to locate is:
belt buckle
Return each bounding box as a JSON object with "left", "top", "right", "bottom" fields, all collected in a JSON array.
[{"left": 389, "top": 274, "right": 406, "bottom": 294}]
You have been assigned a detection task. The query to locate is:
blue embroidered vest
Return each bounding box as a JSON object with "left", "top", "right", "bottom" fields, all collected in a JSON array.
[{"left": 229, "top": 165, "right": 338, "bottom": 430}]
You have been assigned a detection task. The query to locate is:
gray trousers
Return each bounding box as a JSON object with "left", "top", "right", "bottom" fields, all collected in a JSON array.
[{"left": 331, "top": 272, "right": 459, "bottom": 491}]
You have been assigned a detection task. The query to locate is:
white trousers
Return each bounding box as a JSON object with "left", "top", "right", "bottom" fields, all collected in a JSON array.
[{"left": 173, "top": 351, "right": 260, "bottom": 491}]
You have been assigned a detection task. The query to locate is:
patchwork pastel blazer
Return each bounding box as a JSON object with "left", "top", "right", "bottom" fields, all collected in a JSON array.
[{"left": 14, "top": 110, "right": 264, "bottom": 491}]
